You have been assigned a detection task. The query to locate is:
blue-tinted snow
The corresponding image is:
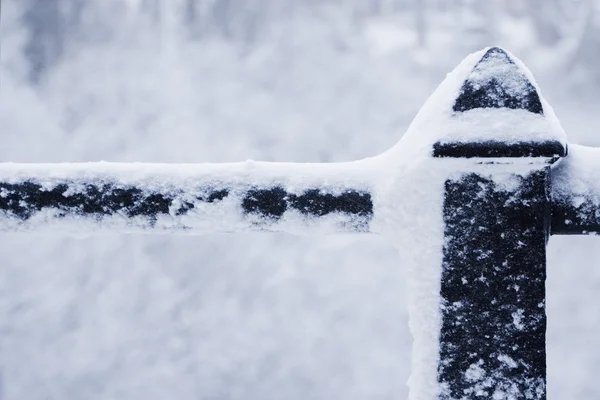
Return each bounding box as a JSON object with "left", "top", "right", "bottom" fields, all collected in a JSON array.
[{"left": 2, "top": 2, "right": 600, "bottom": 400}]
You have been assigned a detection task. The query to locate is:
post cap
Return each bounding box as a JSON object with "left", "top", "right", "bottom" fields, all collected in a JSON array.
[
  {"left": 452, "top": 47, "right": 543, "bottom": 115},
  {"left": 392, "top": 47, "right": 568, "bottom": 161}
]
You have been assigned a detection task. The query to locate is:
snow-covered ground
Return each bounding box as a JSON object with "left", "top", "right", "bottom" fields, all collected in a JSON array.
[{"left": 2, "top": 2, "right": 600, "bottom": 399}]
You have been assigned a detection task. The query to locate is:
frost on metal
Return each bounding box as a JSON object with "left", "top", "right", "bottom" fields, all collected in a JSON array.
[{"left": 439, "top": 169, "right": 548, "bottom": 400}]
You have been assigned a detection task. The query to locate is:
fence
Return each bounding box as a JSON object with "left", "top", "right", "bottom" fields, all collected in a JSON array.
[{"left": 2, "top": 47, "right": 599, "bottom": 399}]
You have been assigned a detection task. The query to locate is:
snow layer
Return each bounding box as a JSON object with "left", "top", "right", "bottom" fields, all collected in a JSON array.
[{"left": 552, "top": 144, "right": 600, "bottom": 205}]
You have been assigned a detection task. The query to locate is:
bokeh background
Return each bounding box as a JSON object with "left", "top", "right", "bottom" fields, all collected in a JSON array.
[{"left": 1, "top": 0, "right": 600, "bottom": 398}]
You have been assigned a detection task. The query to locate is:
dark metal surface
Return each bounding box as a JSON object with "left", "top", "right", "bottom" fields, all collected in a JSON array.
[
  {"left": 433, "top": 141, "right": 566, "bottom": 158},
  {"left": 439, "top": 169, "right": 549, "bottom": 399},
  {"left": 242, "top": 187, "right": 372, "bottom": 219},
  {"left": 551, "top": 198, "right": 600, "bottom": 235},
  {"left": 0, "top": 180, "right": 373, "bottom": 226}
]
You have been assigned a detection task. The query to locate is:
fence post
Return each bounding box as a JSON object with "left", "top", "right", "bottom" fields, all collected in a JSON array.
[
  {"left": 435, "top": 48, "right": 567, "bottom": 399},
  {"left": 439, "top": 167, "right": 550, "bottom": 399},
  {"left": 393, "top": 47, "right": 567, "bottom": 400}
]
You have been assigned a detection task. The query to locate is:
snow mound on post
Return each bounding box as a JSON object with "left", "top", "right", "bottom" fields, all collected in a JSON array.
[
  {"left": 372, "top": 46, "right": 568, "bottom": 400},
  {"left": 386, "top": 47, "right": 567, "bottom": 160}
]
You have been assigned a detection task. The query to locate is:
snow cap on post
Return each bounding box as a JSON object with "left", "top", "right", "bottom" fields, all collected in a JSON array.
[{"left": 394, "top": 47, "right": 567, "bottom": 160}]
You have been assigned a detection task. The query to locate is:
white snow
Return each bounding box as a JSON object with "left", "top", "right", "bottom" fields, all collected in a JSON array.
[
  {"left": 465, "top": 360, "right": 485, "bottom": 381},
  {"left": 497, "top": 354, "right": 518, "bottom": 369},
  {"left": 468, "top": 49, "right": 529, "bottom": 97},
  {"left": 552, "top": 144, "right": 600, "bottom": 212},
  {"left": 511, "top": 309, "right": 525, "bottom": 330}
]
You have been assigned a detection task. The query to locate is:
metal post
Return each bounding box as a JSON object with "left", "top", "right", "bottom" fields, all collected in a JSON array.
[
  {"left": 432, "top": 47, "right": 566, "bottom": 399},
  {"left": 439, "top": 168, "right": 549, "bottom": 399}
]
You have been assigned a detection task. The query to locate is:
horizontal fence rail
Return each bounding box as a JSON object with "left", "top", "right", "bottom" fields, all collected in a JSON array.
[
  {"left": 552, "top": 145, "right": 600, "bottom": 235},
  {"left": 0, "top": 161, "right": 376, "bottom": 234}
]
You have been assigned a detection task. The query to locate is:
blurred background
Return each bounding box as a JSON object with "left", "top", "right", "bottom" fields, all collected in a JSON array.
[{"left": 1, "top": 0, "right": 600, "bottom": 398}]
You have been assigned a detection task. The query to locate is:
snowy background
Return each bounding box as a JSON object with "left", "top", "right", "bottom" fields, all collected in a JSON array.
[{"left": 1, "top": 0, "right": 600, "bottom": 398}]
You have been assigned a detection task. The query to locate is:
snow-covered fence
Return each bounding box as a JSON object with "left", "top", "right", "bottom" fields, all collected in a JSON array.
[{"left": 2, "top": 47, "right": 599, "bottom": 399}]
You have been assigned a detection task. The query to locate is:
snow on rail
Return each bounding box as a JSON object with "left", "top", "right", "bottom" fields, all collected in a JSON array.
[
  {"left": 0, "top": 161, "right": 376, "bottom": 234},
  {"left": 552, "top": 144, "right": 600, "bottom": 235}
]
